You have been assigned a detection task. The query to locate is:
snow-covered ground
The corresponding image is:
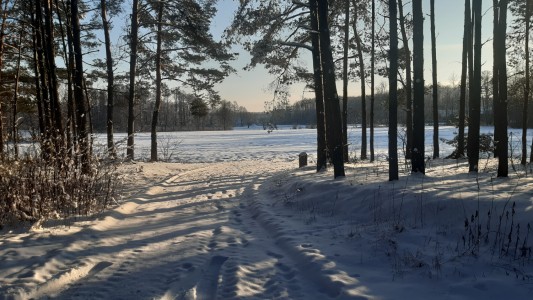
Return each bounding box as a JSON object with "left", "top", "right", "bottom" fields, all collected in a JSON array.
[
  {"left": 91, "top": 125, "right": 533, "bottom": 163},
  {"left": 2, "top": 126, "right": 533, "bottom": 299}
]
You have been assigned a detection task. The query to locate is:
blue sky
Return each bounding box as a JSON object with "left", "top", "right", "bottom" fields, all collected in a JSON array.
[{"left": 211, "top": 0, "right": 496, "bottom": 112}]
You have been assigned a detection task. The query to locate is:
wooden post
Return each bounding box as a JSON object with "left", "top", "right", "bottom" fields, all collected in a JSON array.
[{"left": 299, "top": 152, "right": 308, "bottom": 168}]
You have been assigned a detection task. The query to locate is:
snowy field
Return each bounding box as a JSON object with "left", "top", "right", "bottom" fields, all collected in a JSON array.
[
  {"left": 1, "top": 126, "right": 533, "bottom": 299},
  {"left": 94, "top": 125, "right": 533, "bottom": 163}
]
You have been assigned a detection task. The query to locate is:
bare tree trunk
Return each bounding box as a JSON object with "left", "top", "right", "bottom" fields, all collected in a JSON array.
[
  {"left": 127, "top": 0, "right": 139, "bottom": 160},
  {"left": 71, "top": 0, "right": 90, "bottom": 171},
  {"left": 468, "top": 0, "right": 482, "bottom": 173},
  {"left": 31, "top": 8, "right": 46, "bottom": 141},
  {"left": 56, "top": 0, "right": 74, "bottom": 153},
  {"left": 524, "top": 0, "right": 531, "bottom": 164},
  {"left": 493, "top": 0, "right": 501, "bottom": 159},
  {"left": 430, "top": 0, "right": 439, "bottom": 159},
  {"left": 352, "top": 0, "right": 367, "bottom": 160},
  {"left": 12, "top": 29, "right": 22, "bottom": 160},
  {"left": 43, "top": 0, "right": 64, "bottom": 149},
  {"left": 35, "top": 0, "right": 54, "bottom": 158},
  {"left": 101, "top": 0, "right": 116, "bottom": 158},
  {"left": 370, "top": 0, "right": 375, "bottom": 162},
  {"left": 458, "top": 0, "right": 471, "bottom": 158},
  {"left": 342, "top": 0, "right": 349, "bottom": 162},
  {"left": 496, "top": 0, "right": 508, "bottom": 177},
  {"left": 0, "top": 0, "right": 10, "bottom": 158},
  {"left": 411, "top": 0, "right": 425, "bottom": 174},
  {"left": 389, "top": 0, "right": 399, "bottom": 181},
  {"left": 309, "top": 0, "right": 327, "bottom": 172},
  {"left": 398, "top": 0, "right": 412, "bottom": 159},
  {"left": 522, "top": 0, "right": 533, "bottom": 165},
  {"left": 317, "top": 0, "right": 345, "bottom": 178},
  {"left": 151, "top": 3, "right": 164, "bottom": 162}
]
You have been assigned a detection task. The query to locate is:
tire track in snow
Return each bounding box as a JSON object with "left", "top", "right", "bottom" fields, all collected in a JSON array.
[
  {"left": 6, "top": 164, "right": 219, "bottom": 299},
  {"left": 4, "top": 161, "right": 310, "bottom": 299},
  {"left": 244, "top": 171, "right": 370, "bottom": 299},
  {"left": 196, "top": 255, "right": 228, "bottom": 300}
]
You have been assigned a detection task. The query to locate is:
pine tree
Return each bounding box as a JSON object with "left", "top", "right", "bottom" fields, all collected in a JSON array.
[
  {"left": 411, "top": 0, "right": 425, "bottom": 174},
  {"left": 389, "top": 0, "right": 399, "bottom": 181}
]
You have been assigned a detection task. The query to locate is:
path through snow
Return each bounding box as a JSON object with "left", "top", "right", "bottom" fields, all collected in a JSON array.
[
  {"left": 2, "top": 158, "right": 533, "bottom": 299},
  {"left": 2, "top": 161, "right": 364, "bottom": 299}
]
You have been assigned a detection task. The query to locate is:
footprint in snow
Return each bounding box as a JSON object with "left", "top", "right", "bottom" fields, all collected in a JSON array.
[{"left": 266, "top": 251, "right": 284, "bottom": 259}]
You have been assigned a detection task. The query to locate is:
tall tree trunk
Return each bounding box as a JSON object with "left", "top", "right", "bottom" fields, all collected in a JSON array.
[
  {"left": 430, "top": 0, "right": 439, "bottom": 159},
  {"left": 43, "top": 0, "right": 63, "bottom": 149},
  {"left": 370, "top": 0, "right": 375, "bottom": 162},
  {"left": 127, "top": 0, "right": 139, "bottom": 160},
  {"left": 56, "top": 0, "right": 74, "bottom": 153},
  {"left": 352, "top": 0, "right": 367, "bottom": 160},
  {"left": 151, "top": 3, "right": 164, "bottom": 162},
  {"left": 342, "top": 0, "right": 349, "bottom": 162},
  {"left": 496, "top": 0, "right": 508, "bottom": 177},
  {"left": 35, "top": 0, "right": 53, "bottom": 157},
  {"left": 317, "top": 0, "right": 345, "bottom": 178},
  {"left": 389, "top": 0, "right": 399, "bottom": 181},
  {"left": 398, "top": 0, "right": 412, "bottom": 159},
  {"left": 71, "top": 0, "right": 90, "bottom": 171},
  {"left": 31, "top": 8, "right": 46, "bottom": 142},
  {"left": 411, "top": 0, "right": 425, "bottom": 174},
  {"left": 309, "top": 0, "right": 327, "bottom": 172},
  {"left": 521, "top": 0, "right": 533, "bottom": 165},
  {"left": 468, "top": 0, "right": 482, "bottom": 173},
  {"left": 523, "top": 0, "right": 531, "bottom": 164},
  {"left": 101, "top": 0, "right": 116, "bottom": 158},
  {"left": 493, "top": 0, "right": 501, "bottom": 159},
  {"left": 458, "top": 0, "right": 471, "bottom": 158},
  {"left": 12, "top": 29, "right": 22, "bottom": 160},
  {"left": 0, "top": 0, "right": 10, "bottom": 158}
]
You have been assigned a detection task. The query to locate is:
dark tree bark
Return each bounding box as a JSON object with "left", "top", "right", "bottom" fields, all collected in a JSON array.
[
  {"left": 317, "top": 0, "right": 345, "bottom": 178},
  {"left": 411, "top": 0, "right": 425, "bottom": 174},
  {"left": 495, "top": 0, "right": 508, "bottom": 177},
  {"left": 523, "top": 0, "right": 531, "bottom": 164},
  {"left": 389, "top": 0, "right": 399, "bottom": 181},
  {"left": 430, "top": 0, "right": 439, "bottom": 159},
  {"left": 31, "top": 8, "right": 46, "bottom": 141},
  {"left": 43, "top": 0, "right": 63, "bottom": 145},
  {"left": 342, "top": 0, "right": 349, "bottom": 162},
  {"left": 370, "top": 0, "right": 375, "bottom": 162},
  {"left": 457, "top": 0, "right": 471, "bottom": 158},
  {"left": 71, "top": 0, "right": 90, "bottom": 171},
  {"left": 398, "top": 0, "right": 412, "bottom": 159},
  {"left": 493, "top": 0, "right": 501, "bottom": 159},
  {"left": 35, "top": 0, "right": 55, "bottom": 157},
  {"left": 0, "top": 0, "right": 8, "bottom": 158},
  {"left": 468, "top": 0, "right": 482, "bottom": 173},
  {"left": 352, "top": 0, "right": 367, "bottom": 160},
  {"left": 127, "top": 0, "right": 139, "bottom": 160},
  {"left": 527, "top": 1, "right": 533, "bottom": 164},
  {"left": 309, "top": 0, "right": 327, "bottom": 172},
  {"left": 12, "top": 29, "right": 22, "bottom": 160},
  {"left": 151, "top": 3, "right": 164, "bottom": 162},
  {"left": 56, "top": 0, "right": 74, "bottom": 153},
  {"left": 101, "top": 0, "right": 116, "bottom": 158}
]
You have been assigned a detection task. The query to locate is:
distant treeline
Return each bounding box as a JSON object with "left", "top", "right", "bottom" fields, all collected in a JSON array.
[{"left": 265, "top": 80, "right": 533, "bottom": 129}]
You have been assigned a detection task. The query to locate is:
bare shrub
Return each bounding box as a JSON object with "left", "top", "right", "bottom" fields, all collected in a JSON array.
[{"left": 0, "top": 155, "right": 120, "bottom": 228}]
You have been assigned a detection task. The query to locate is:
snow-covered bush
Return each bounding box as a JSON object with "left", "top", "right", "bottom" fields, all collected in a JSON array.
[{"left": 0, "top": 155, "right": 120, "bottom": 228}]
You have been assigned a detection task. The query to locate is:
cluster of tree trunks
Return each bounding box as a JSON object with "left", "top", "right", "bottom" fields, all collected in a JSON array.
[
  {"left": 0, "top": 0, "right": 527, "bottom": 183},
  {"left": 28, "top": 0, "right": 90, "bottom": 170}
]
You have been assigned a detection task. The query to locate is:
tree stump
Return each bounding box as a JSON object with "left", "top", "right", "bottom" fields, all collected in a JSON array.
[{"left": 299, "top": 152, "right": 308, "bottom": 168}]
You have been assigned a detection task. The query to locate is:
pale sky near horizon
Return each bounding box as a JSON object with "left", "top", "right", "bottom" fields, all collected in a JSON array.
[{"left": 210, "top": 0, "right": 496, "bottom": 112}]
